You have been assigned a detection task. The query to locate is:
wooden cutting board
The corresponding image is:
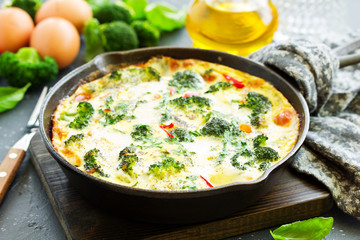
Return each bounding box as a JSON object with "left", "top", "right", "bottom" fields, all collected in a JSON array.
[{"left": 29, "top": 132, "right": 333, "bottom": 240}]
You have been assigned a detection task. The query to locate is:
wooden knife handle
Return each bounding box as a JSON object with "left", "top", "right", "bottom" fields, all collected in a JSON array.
[{"left": 0, "top": 148, "right": 26, "bottom": 204}]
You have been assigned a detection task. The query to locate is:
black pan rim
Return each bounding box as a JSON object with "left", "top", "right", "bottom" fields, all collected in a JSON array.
[{"left": 39, "top": 47, "right": 309, "bottom": 198}]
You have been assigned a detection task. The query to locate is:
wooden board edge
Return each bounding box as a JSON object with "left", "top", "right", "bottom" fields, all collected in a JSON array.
[
  {"left": 145, "top": 195, "right": 333, "bottom": 240},
  {"left": 29, "top": 143, "right": 74, "bottom": 240}
]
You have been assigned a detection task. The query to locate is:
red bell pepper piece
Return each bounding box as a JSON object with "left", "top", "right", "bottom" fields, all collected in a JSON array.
[
  {"left": 169, "top": 86, "right": 175, "bottom": 95},
  {"left": 223, "top": 74, "right": 245, "bottom": 88},
  {"left": 160, "top": 123, "right": 174, "bottom": 138},
  {"left": 200, "top": 175, "right": 214, "bottom": 188},
  {"left": 160, "top": 123, "right": 174, "bottom": 129},
  {"left": 183, "top": 92, "right": 200, "bottom": 98}
]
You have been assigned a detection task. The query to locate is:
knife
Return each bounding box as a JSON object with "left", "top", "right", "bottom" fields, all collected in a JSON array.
[{"left": 0, "top": 86, "right": 48, "bottom": 204}]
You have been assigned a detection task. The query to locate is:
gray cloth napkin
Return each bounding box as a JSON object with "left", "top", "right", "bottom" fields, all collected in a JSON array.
[{"left": 249, "top": 39, "right": 360, "bottom": 220}]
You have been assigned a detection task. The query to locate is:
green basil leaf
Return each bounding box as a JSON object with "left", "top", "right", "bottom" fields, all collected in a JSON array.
[
  {"left": 145, "top": 3, "right": 186, "bottom": 31},
  {"left": 85, "top": 0, "right": 111, "bottom": 11},
  {"left": 0, "top": 83, "right": 31, "bottom": 113},
  {"left": 270, "top": 217, "right": 333, "bottom": 240},
  {"left": 124, "top": 0, "right": 147, "bottom": 20}
]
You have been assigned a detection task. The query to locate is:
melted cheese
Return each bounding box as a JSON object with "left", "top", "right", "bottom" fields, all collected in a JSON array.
[{"left": 52, "top": 57, "right": 300, "bottom": 190}]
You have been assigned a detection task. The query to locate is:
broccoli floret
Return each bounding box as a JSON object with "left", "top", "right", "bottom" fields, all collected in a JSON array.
[
  {"left": 258, "top": 161, "right": 271, "bottom": 171},
  {"left": 68, "top": 102, "right": 94, "bottom": 129},
  {"left": 131, "top": 124, "right": 152, "bottom": 141},
  {"left": 83, "top": 18, "right": 104, "bottom": 62},
  {"left": 170, "top": 128, "right": 194, "bottom": 142},
  {"left": 109, "top": 70, "right": 122, "bottom": 80},
  {"left": 93, "top": 3, "right": 132, "bottom": 24},
  {"left": 83, "top": 148, "right": 107, "bottom": 177},
  {"left": 254, "top": 147, "right": 280, "bottom": 162},
  {"left": 83, "top": 19, "right": 139, "bottom": 61},
  {"left": 148, "top": 153, "right": 185, "bottom": 179},
  {"left": 253, "top": 134, "right": 268, "bottom": 148},
  {"left": 230, "top": 149, "right": 253, "bottom": 170},
  {"left": 109, "top": 66, "right": 160, "bottom": 83},
  {"left": 10, "top": 0, "right": 41, "bottom": 21},
  {"left": 169, "top": 96, "right": 211, "bottom": 109},
  {"left": 64, "top": 133, "right": 85, "bottom": 146},
  {"left": 131, "top": 20, "right": 160, "bottom": 47},
  {"left": 168, "top": 70, "right": 204, "bottom": 91},
  {"left": 230, "top": 154, "right": 247, "bottom": 170},
  {"left": 200, "top": 117, "right": 241, "bottom": 137},
  {"left": 0, "top": 47, "right": 58, "bottom": 88},
  {"left": 205, "top": 82, "right": 232, "bottom": 94},
  {"left": 239, "top": 92, "right": 272, "bottom": 127},
  {"left": 100, "top": 21, "right": 139, "bottom": 52},
  {"left": 142, "top": 67, "right": 161, "bottom": 81},
  {"left": 118, "top": 147, "right": 138, "bottom": 176}
]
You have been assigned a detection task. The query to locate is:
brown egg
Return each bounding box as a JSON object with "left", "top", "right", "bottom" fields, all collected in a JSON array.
[
  {"left": 30, "top": 17, "right": 80, "bottom": 69},
  {"left": 35, "top": 0, "right": 93, "bottom": 33},
  {"left": 0, "top": 7, "right": 34, "bottom": 53}
]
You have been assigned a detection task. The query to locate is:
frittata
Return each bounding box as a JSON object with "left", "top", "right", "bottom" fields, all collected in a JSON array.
[{"left": 52, "top": 57, "right": 300, "bottom": 190}]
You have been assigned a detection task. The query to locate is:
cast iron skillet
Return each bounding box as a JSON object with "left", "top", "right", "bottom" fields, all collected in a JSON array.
[{"left": 39, "top": 47, "right": 309, "bottom": 224}]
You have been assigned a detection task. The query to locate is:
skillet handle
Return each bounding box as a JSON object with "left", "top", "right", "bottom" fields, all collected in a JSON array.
[{"left": 0, "top": 148, "right": 26, "bottom": 204}]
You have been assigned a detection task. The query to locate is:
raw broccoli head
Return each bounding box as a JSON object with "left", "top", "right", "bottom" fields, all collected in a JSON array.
[
  {"left": 100, "top": 21, "right": 139, "bottom": 51},
  {"left": 0, "top": 47, "right": 58, "bottom": 88},
  {"left": 83, "top": 18, "right": 104, "bottom": 62},
  {"left": 131, "top": 20, "right": 160, "bottom": 47},
  {"left": 10, "top": 0, "right": 41, "bottom": 21},
  {"left": 93, "top": 3, "right": 132, "bottom": 24}
]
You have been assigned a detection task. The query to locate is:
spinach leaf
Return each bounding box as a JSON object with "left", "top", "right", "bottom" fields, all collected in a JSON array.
[
  {"left": 0, "top": 83, "right": 31, "bottom": 113},
  {"left": 124, "top": 0, "right": 147, "bottom": 20},
  {"left": 270, "top": 217, "right": 333, "bottom": 240},
  {"left": 145, "top": 3, "right": 186, "bottom": 31}
]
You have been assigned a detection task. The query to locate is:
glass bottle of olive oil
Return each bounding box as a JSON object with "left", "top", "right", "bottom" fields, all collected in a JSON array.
[{"left": 186, "top": 0, "right": 278, "bottom": 56}]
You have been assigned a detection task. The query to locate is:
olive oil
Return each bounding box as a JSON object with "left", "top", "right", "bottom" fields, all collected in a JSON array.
[{"left": 186, "top": 0, "right": 278, "bottom": 56}]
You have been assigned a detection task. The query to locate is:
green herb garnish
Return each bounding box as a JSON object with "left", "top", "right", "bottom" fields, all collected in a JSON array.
[
  {"left": 205, "top": 82, "right": 232, "bottom": 94},
  {"left": 270, "top": 217, "right": 333, "bottom": 240}
]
